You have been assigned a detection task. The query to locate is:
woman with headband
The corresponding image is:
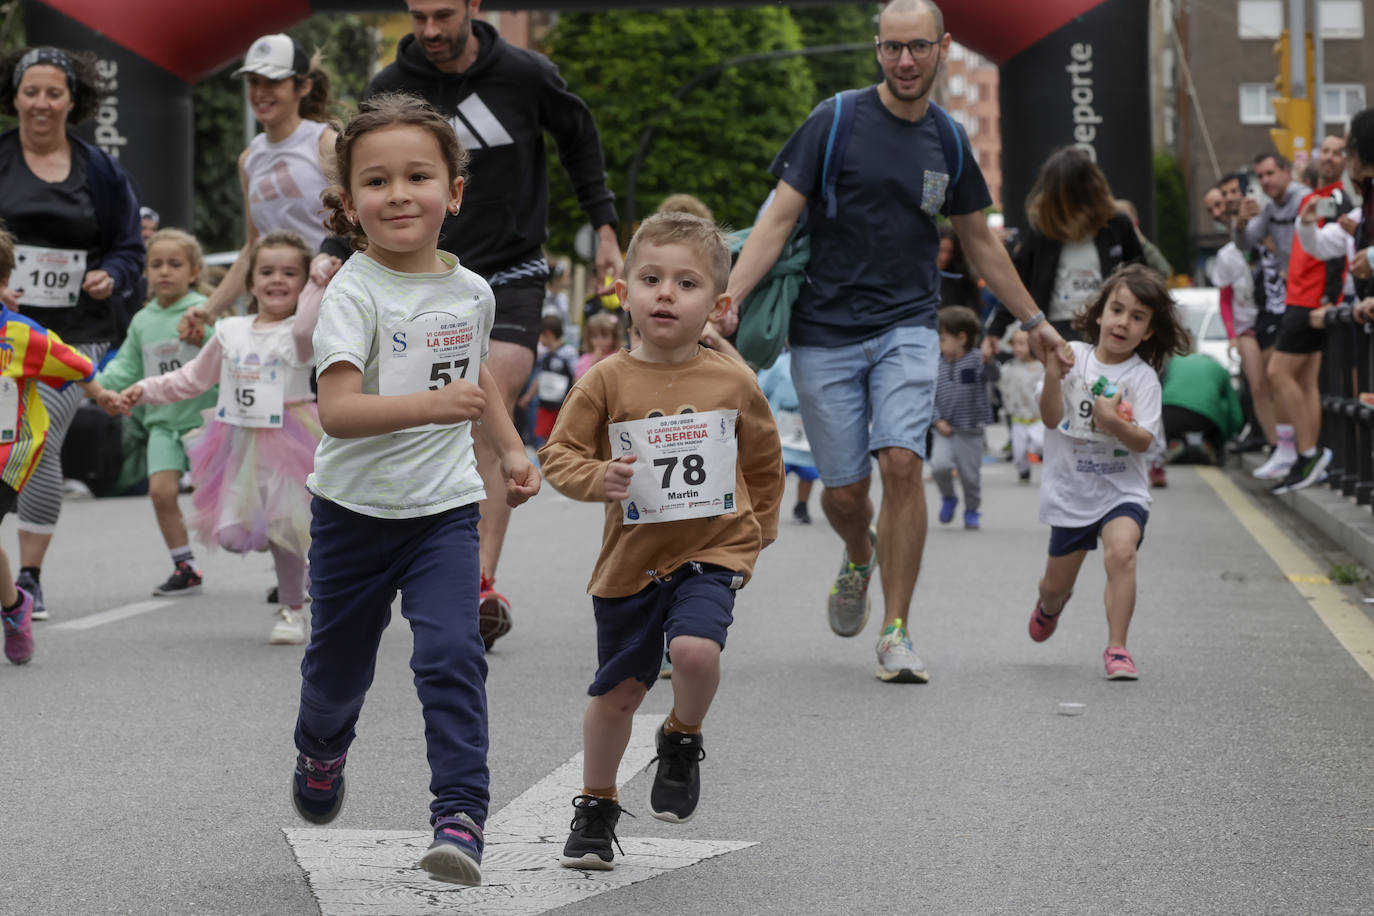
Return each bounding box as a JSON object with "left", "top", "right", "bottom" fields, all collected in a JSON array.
[{"left": 0, "top": 46, "right": 144, "bottom": 620}]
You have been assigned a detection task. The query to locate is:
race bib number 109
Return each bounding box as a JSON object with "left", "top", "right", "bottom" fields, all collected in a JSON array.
[{"left": 608, "top": 409, "right": 738, "bottom": 525}]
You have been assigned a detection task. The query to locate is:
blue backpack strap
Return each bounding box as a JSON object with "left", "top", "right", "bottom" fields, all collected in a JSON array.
[
  {"left": 821, "top": 90, "right": 860, "bottom": 220},
  {"left": 927, "top": 101, "right": 964, "bottom": 213}
]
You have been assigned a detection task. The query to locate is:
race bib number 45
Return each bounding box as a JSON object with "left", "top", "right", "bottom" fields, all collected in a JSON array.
[{"left": 608, "top": 409, "right": 738, "bottom": 525}]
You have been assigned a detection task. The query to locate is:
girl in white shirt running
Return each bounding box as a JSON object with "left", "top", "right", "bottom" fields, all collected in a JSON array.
[
  {"left": 118, "top": 231, "right": 321, "bottom": 645},
  {"left": 1027, "top": 264, "right": 1190, "bottom": 680}
]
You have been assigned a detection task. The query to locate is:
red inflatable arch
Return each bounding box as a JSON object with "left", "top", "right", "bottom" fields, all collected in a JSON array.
[{"left": 23, "top": 0, "right": 1151, "bottom": 235}]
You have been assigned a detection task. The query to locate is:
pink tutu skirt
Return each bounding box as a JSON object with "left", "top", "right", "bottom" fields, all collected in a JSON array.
[{"left": 184, "top": 401, "right": 322, "bottom": 558}]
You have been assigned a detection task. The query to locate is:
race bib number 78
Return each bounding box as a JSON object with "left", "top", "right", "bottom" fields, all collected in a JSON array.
[{"left": 608, "top": 409, "right": 738, "bottom": 525}]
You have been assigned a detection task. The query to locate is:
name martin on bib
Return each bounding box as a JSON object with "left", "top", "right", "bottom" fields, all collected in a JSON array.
[{"left": 609, "top": 409, "right": 738, "bottom": 525}]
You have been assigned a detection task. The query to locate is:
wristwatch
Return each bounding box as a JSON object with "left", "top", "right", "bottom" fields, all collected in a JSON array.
[{"left": 1019, "top": 312, "right": 1046, "bottom": 332}]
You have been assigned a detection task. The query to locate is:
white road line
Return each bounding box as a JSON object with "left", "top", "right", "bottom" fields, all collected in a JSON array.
[
  {"left": 51, "top": 599, "right": 180, "bottom": 631},
  {"left": 286, "top": 714, "right": 756, "bottom": 915}
]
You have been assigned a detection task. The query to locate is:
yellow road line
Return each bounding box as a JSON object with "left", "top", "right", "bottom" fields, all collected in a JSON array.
[{"left": 1197, "top": 467, "right": 1374, "bottom": 680}]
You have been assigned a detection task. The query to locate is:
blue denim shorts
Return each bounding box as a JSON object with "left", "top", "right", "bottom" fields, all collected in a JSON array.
[
  {"left": 790, "top": 325, "right": 939, "bottom": 487},
  {"left": 589, "top": 563, "right": 739, "bottom": 695}
]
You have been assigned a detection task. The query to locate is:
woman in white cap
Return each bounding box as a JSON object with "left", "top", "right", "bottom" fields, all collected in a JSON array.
[{"left": 191, "top": 34, "right": 336, "bottom": 326}]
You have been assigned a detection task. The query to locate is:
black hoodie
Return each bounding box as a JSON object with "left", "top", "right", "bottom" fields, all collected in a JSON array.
[{"left": 366, "top": 23, "right": 617, "bottom": 279}]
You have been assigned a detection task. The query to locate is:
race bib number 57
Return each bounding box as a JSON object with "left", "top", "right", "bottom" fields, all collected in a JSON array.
[
  {"left": 379, "top": 312, "right": 481, "bottom": 433},
  {"left": 608, "top": 409, "right": 738, "bottom": 525}
]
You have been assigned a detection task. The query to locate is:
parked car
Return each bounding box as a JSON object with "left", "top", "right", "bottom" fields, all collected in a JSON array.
[{"left": 1171, "top": 287, "right": 1240, "bottom": 378}]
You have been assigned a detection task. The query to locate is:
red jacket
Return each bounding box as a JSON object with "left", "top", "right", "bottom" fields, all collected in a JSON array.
[{"left": 1285, "top": 183, "right": 1344, "bottom": 308}]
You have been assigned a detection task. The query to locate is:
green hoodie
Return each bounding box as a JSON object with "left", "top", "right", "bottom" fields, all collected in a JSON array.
[{"left": 97, "top": 291, "right": 217, "bottom": 431}]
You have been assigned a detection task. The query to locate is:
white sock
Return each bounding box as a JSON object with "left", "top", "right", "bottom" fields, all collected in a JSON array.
[{"left": 1275, "top": 425, "right": 1296, "bottom": 460}]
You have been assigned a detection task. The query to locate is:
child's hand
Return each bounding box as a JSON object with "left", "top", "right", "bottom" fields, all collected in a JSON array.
[
  {"left": 429, "top": 380, "right": 487, "bottom": 425},
  {"left": 502, "top": 452, "right": 541, "bottom": 507},
  {"left": 934, "top": 418, "right": 953, "bottom": 437},
  {"left": 178, "top": 308, "right": 209, "bottom": 346},
  {"left": 119, "top": 384, "right": 144, "bottom": 414},
  {"left": 94, "top": 388, "right": 123, "bottom": 416},
  {"left": 1092, "top": 391, "right": 1127, "bottom": 432},
  {"left": 603, "top": 455, "right": 636, "bottom": 501},
  {"left": 1043, "top": 345, "right": 1067, "bottom": 381}
]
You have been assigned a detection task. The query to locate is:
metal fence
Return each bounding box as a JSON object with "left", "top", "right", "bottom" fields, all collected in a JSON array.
[{"left": 1320, "top": 305, "right": 1374, "bottom": 505}]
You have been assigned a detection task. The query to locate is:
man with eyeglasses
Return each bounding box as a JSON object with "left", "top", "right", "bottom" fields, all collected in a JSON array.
[{"left": 723, "top": 0, "right": 1065, "bottom": 684}]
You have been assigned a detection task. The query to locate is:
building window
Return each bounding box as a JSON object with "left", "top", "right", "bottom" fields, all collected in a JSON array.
[
  {"left": 979, "top": 116, "right": 992, "bottom": 137},
  {"left": 1323, "top": 83, "right": 1366, "bottom": 125},
  {"left": 950, "top": 109, "right": 969, "bottom": 128},
  {"left": 1319, "top": 1, "right": 1363, "bottom": 38},
  {"left": 949, "top": 42, "right": 965, "bottom": 61},
  {"left": 1237, "top": 0, "right": 1283, "bottom": 38},
  {"left": 947, "top": 74, "right": 966, "bottom": 97},
  {"left": 1239, "top": 83, "right": 1276, "bottom": 124}
]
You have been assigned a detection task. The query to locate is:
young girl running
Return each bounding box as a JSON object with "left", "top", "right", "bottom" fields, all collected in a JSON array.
[
  {"left": 1027, "top": 264, "right": 1189, "bottom": 679},
  {"left": 119, "top": 231, "right": 322, "bottom": 644},
  {"left": 284, "top": 93, "right": 539, "bottom": 887},
  {"left": 96, "top": 229, "right": 218, "bottom": 596}
]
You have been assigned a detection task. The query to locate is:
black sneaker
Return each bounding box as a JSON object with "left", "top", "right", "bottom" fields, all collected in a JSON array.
[
  {"left": 560, "top": 794, "right": 631, "bottom": 870},
  {"left": 153, "top": 561, "right": 203, "bottom": 596},
  {"left": 793, "top": 502, "right": 812, "bottom": 524},
  {"left": 291, "top": 751, "right": 347, "bottom": 824},
  {"left": 267, "top": 586, "right": 278, "bottom": 604},
  {"left": 1018, "top": 469, "right": 1031, "bottom": 485},
  {"left": 419, "top": 813, "right": 484, "bottom": 885},
  {"left": 17, "top": 569, "right": 45, "bottom": 621},
  {"left": 1272, "top": 448, "right": 1332, "bottom": 495},
  {"left": 648, "top": 727, "right": 705, "bottom": 823}
]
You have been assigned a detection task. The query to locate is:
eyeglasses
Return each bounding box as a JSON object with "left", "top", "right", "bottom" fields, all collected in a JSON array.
[{"left": 875, "top": 38, "right": 940, "bottom": 61}]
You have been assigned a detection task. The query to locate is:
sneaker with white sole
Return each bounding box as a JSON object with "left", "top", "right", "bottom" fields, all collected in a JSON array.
[
  {"left": 560, "top": 795, "right": 630, "bottom": 870},
  {"left": 827, "top": 527, "right": 877, "bottom": 637},
  {"left": 153, "top": 561, "right": 203, "bottom": 596},
  {"left": 1103, "top": 646, "right": 1139, "bottom": 680},
  {"left": 420, "top": 813, "right": 484, "bottom": 885},
  {"left": 1253, "top": 450, "right": 1295, "bottom": 480},
  {"left": 270, "top": 606, "right": 307, "bottom": 645},
  {"left": 1271, "top": 448, "right": 1333, "bottom": 495},
  {"left": 875, "top": 618, "right": 929, "bottom": 683}
]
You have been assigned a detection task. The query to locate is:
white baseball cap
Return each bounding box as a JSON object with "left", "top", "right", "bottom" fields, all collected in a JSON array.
[{"left": 233, "top": 34, "right": 308, "bottom": 80}]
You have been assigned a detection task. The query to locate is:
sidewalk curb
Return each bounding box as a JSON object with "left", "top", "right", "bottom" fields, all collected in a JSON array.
[{"left": 1236, "top": 455, "right": 1374, "bottom": 573}]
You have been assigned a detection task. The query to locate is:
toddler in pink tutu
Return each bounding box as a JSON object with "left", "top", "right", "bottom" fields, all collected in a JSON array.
[{"left": 118, "top": 231, "right": 322, "bottom": 645}]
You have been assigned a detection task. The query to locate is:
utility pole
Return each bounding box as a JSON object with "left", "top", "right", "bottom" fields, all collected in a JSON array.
[{"left": 1269, "top": 0, "right": 1314, "bottom": 163}]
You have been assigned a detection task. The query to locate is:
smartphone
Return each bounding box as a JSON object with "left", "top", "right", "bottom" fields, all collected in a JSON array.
[
  {"left": 1246, "top": 181, "right": 1268, "bottom": 205},
  {"left": 1314, "top": 197, "right": 1339, "bottom": 220}
]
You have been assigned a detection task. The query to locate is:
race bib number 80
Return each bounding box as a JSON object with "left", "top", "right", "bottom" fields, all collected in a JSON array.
[{"left": 608, "top": 409, "right": 738, "bottom": 525}]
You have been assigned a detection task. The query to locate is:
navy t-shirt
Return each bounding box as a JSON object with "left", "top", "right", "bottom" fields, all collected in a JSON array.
[{"left": 771, "top": 87, "right": 991, "bottom": 348}]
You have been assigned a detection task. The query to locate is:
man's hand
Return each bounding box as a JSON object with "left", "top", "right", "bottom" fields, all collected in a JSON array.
[
  {"left": 1031, "top": 323, "right": 1073, "bottom": 370},
  {"left": 1352, "top": 248, "right": 1372, "bottom": 282},
  {"left": 934, "top": 418, "right": 953, "bottom": 437},
  {"left": 429, "top": 380, "right": 487, "bottom": 425},
  {"left": 594, "top": 225, "right": 624, "bottom": 296},
  {"left": 178, "top": 306, "right": 213, "bottom": 345},
  {"left": 1298, "top": 197, "right": 1320, "bottom": 225},
  {"left": 1310, "top": 305, "right": 1331, "bottom": 329},
  {"left": 310, "top": 253, "right": 342, "bottom": 287},
  {"left": 980, "top": 335, "right": 999, "bottom": 362},
  {"left": 501, "top": 452, "right": 541, "bottom": 508},
  {"left": 1238, "top": 197, "right": 1262, "bottom": 222},
  {"left": 603, "top": 455, "right": 636, "bottom": 501},
  {"left": 1338, "top": 214, "right": 1359, "bottom": 237},
  {"left": 1354, "top": 297, "right": 1374, "bottom": 323},
  {"left": 81, "top": 269, "right": 114, "bottom": 301}
]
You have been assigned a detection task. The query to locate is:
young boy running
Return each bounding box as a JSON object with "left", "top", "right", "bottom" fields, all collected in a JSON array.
[{"left": 539, "top": 212, "right": 783, "bottom": 870}]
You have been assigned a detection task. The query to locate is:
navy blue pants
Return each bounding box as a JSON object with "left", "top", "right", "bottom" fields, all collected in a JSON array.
[{"left": 295, "top": 498, "right": 488, "bottom": 826}]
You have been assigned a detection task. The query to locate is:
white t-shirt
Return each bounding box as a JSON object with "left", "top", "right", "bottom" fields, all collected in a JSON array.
[
  {"left": 1209, "top": 242, "right": 1256, "bottom": 333},
  {"left": 214, "top": 315, "right": 314, "bottom": 404},
  {"left": 308, "top": 251, "right": 495, "bottom": 519},
  {"left": 1039, "top": 341, "right": 1162, "bottom": 527},
  {"left": 1049, "top": 238, "right": 1102, "bottom": 322},
  {"left": 243, "top": 119, "right": 331, "bottom": 252}
]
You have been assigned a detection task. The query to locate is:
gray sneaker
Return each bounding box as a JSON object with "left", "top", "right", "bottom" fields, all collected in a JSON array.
[
  {"left": 875, "top": 620, "right": 929, "bottom": 683},
  {"left": 827, "top": 527, "right": 877, "bottom": 637}
]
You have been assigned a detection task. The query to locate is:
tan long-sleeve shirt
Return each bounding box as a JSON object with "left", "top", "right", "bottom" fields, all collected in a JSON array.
[{"left": 538, "top": 348, "right": 784, "bottom": 598}]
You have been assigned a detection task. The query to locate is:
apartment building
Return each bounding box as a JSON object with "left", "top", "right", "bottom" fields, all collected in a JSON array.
[{"left": 938, "top": 42, "right": 1004, "bottom": 210}]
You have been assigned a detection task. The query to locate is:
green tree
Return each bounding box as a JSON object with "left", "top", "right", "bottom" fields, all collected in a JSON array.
[
  {"left": 192, "top": 14, "right": 376, "bottom": 252},
  {"left": 1152, "top": 149, "right": 1192, "bottom": 274},
  {"left": 543, "top": 9, "right": 816, "bottom": 256},
  {"left": 790, "top": 5, "right": 879, "bottom": 99}
]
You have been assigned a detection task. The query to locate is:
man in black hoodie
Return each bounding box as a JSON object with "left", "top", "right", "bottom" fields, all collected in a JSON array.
[{"left": 369, "top": 0, "right": 623, "bottom": 648}]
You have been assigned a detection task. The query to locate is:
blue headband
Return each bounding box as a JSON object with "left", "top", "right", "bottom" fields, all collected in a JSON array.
[{"left": 13, "top": 47, "right": 76, "bottom": 93}]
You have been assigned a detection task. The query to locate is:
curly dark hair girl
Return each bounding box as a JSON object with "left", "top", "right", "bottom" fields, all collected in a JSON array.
[
  {"left": 1071, "top": 263, "right": 1191, "bottom": 374},
  {"left": 0, "top": 46, "right": 107, "bottom": 124},
  {"left": 322, "top": 92, "right": 470, "bottom": 252}
]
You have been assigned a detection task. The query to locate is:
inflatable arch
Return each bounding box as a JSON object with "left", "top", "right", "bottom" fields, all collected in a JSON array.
[{"left": 24, "top": 0, "right": 1151, "bottom": 236}]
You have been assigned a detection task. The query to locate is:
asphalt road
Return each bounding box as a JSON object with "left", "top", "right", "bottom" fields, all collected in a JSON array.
[{"left": 2, "top": 457, "right": 1372, "bottom": 915}]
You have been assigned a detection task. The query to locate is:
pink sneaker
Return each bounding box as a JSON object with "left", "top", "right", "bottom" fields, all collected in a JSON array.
[
  {"left": 478, "top": 575, "right": 512, "bottom": 651},
  {"left": 1103, "top": 646, "right": 1138, "bottom": 680},
  {"left": 1028, "top": 591, "right": 1071, "bottom": 643},
  {"left": 3, "top": 587, "right": 34, "bottom": 665}
]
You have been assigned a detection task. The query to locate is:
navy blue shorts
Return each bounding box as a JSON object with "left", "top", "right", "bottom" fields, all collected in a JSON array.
[
  {"left": 589, "top": 563, "right": 739, "bottom": 696},
  {"left": 786, "top": 463, "right": 820, "bottom": 482},
  {"left": 1048, "top": 503, "right": 1149, "bottom": 557}
]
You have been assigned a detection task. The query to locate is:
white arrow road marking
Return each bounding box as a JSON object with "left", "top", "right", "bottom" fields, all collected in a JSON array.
[{"left": 285, "top": 714, "right": 755, "bottom": 915}]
